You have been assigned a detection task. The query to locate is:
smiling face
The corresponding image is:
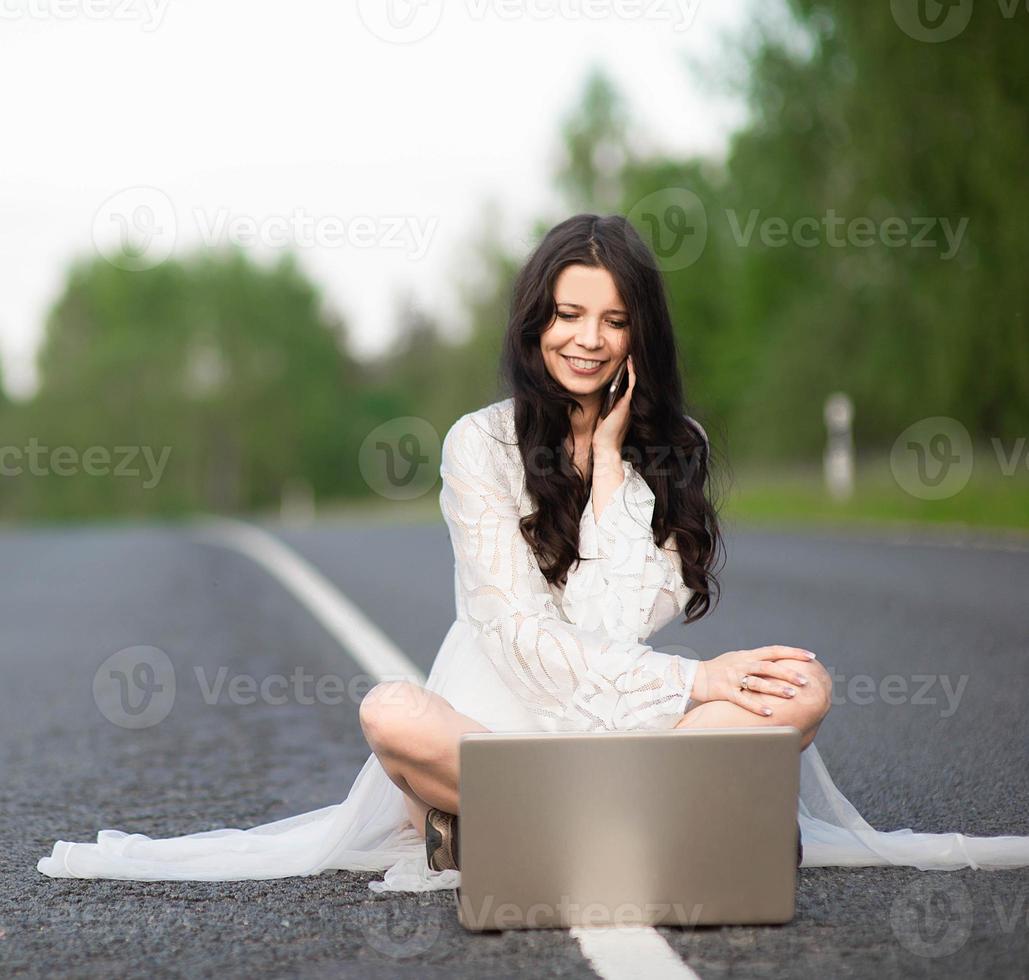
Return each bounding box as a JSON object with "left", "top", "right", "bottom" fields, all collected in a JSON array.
[{"left": 540, "top": 264, "right": 630, "bottom": 411}]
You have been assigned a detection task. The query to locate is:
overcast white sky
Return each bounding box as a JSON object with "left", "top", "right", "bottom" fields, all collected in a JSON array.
[{"left": 1, "top": 0, "right": 756, "bottom": 400}]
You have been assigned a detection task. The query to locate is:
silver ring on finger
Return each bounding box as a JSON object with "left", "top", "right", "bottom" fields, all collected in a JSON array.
[{"left": 740, "top": 673, "right": 751, "bottom": 692}]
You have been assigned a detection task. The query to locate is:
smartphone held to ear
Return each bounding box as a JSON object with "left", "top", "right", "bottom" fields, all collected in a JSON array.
[{"left": 600, "top": 358, "right": 629, "bottom": 418}]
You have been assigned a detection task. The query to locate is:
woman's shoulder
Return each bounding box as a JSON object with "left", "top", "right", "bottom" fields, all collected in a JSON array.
[
  {"left": 442, "top": 397, "right": 517, "bottom": 466},
  {"left": 446, "top": 397, "right": 515, "bottom": 444},
  {"left": 441, "top": 398, "right": 522, "bottom": 500}
]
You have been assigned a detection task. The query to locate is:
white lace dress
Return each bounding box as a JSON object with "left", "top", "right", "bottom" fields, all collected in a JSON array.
[{"left": 36, "top": 397, "right": 1029, "bottom": 890}]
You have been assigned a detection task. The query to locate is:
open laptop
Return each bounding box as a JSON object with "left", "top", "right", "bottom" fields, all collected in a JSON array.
[{"left": 455, "top": 726, "right": 801, "bottom": 930}]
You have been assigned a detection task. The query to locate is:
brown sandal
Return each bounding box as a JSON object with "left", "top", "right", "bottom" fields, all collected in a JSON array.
[{"left": 425, "top": 807, "right": 460, "bottom": 872}]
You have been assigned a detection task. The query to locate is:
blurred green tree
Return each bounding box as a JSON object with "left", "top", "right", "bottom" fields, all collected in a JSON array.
[{"left": 5, "top": 247, "right": 361, "bottom": 519}]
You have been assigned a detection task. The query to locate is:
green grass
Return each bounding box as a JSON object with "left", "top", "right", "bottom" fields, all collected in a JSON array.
[{"left": 722, "top": 450, "right": 1029, "bottom": 537}]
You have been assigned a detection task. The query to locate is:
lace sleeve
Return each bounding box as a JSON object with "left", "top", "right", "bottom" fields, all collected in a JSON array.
[
  {"left": 440, "top": 413, "right": 698, "bottom": 733},
  {"left": 561, "top": 459, "right": 694, "bottom": 644}
]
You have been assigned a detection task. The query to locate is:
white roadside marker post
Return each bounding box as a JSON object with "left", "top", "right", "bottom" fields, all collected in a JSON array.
[{"left": 823, "top": 391, "right": 854, "bottom": 501}]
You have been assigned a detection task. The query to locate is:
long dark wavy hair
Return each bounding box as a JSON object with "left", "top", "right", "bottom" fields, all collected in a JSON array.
[{"left": 498, "top": 213, "right": 726, "bottom": 624}]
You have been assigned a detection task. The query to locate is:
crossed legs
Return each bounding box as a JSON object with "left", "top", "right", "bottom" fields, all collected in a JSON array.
[
  {"left": 359, "top": 658, "right": 832, "bottom": 839},
  {"left": 359, "top": 681, "right": 488, "bottom": 838}
]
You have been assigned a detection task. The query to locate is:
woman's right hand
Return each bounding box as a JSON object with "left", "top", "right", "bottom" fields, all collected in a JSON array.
[{"left": 691, "top": 646, "right": 818, "bottom": 717}]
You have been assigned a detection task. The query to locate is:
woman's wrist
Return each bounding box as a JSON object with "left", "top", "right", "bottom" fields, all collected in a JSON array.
[
  {"left": 690, "top": 660, "right": 709, "bottom": 703},
  {"left": 591, "top": 444, "right": 622, "bottom": 471},
  {"left": 588, "top": 445, "right": 625, "bottom": 521}
]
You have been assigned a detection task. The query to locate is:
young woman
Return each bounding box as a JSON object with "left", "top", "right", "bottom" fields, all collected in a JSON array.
[
  {"left": 360, "top": 217, "right": 832, "bottom": 873},
  {"left": 37, "top": 214, "right": 1029, "bottom": 890}
]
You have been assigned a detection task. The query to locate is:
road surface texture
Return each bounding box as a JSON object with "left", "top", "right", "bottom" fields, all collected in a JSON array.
[{"left": 1, "top": 516, "right": 1026, "bottom": 978}]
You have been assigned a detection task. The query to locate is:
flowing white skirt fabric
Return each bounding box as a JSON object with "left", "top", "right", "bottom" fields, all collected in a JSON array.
[{"left": 37, "top": 620, "right": 1029, "bottom": 889}]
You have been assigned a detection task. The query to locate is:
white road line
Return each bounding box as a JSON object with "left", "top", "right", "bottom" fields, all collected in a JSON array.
[
  {"left": 571, "top": 926, "right": 702, "bottom": 980},
  {"left": 191, "top": 515, "right": 700, "bottom": 980},
  {"left": 190, "top": 515, "right": 426, "bottom": 685}
]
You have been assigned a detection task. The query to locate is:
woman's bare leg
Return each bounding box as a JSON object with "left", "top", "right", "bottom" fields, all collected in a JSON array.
[
  {"left": 673, "top": 657, "right": 832, "bottom": 751},
  {"left": 359, "top": 680, "right": 490, "bottom": 836}
]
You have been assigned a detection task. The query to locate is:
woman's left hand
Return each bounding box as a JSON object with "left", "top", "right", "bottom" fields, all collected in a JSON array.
[{"left": 592, "top": 354, "right": 635, "bottom": 454}]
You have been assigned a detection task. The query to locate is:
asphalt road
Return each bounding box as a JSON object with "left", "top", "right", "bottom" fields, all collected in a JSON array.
[{"left": 1, "top": 516, "right": 1027, "bottom": 978}]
